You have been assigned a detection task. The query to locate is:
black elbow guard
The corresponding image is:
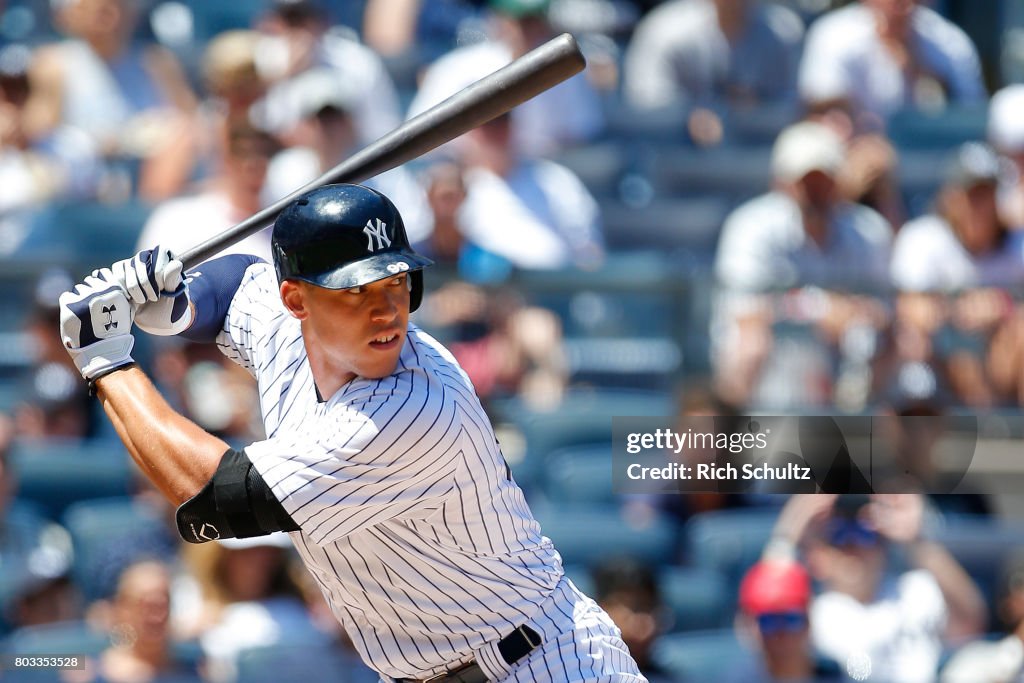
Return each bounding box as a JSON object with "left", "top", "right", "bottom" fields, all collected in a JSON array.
[{"left": 176, "top": 448, "right": 300, "bottom": 544}]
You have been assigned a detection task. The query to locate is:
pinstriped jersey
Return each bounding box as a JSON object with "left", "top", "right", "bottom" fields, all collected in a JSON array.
[{"left": 216, "top": 262, "right": 564, "bottom": 679}]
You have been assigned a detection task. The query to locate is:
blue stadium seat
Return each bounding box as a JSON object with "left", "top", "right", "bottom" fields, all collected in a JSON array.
[
  {"left": 659, "top": 566, "right": 732, "bottom": 632},
  {"left": 24, "top": 201, "right": 153, "bottom": 269},
  {"left": 62, "top": 498, "right": 177, "bottom": 602},
  {"left": 554, "top": 142, "right": 631, "bottom": 197},
  {"left": 494, "top": 388, "right": 675, "bottom": 488},
  {"left": 532, "top": 503, "right": 679, "bottom": 567},
  {"left": 600, "top": 197, "right": 730, "bottom": 255},
  {"left": 887, "top": 106, "right": 988, "bottom": 150},
  {"left": 933, "top": 515, "right": 1024, "bottom": 610},
  {"left": 235, "top": 642, "right": 379, "bottom": 683},
  {"left": 649, "top": 146, "right": 772, "bottom": 202},
  {"left": 2, "top": 620, "right": 108, "bottom": 657},
  {"left": 683, "top": 509, "right": 778, "bottom": 591},
  {"left": 543, "top": 443, "right": 615, "bottom": 506},
  {"left": 650, "top": 628, "right": 752, "bottom": 682},
  {"left": 10, "top": 440, "right": 134, "bottom": 521}
]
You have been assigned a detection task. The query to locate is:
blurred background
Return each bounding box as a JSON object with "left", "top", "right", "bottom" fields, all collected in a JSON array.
[{"left": 3, "top": 0, "right": 1024, "bottom": 680}]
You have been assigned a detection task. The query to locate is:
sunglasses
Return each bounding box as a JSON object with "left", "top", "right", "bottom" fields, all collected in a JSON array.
[{"left": 756, "top": 611, "right": 808, "bottom": 634}]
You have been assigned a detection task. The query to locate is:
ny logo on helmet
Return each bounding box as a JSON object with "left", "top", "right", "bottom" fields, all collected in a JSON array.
[{"left": 363, "top": 218, "right": 392, "bottom": 252}]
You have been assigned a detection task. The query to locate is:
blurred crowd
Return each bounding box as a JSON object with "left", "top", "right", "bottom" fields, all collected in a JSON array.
[{"left": 2, "top": 0, "right": 1024, "bottom": 681}]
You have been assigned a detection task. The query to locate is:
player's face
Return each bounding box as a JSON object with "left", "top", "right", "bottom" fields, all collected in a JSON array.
[{"left": 285, "top": 274, "right": 411, "bottom": 385}]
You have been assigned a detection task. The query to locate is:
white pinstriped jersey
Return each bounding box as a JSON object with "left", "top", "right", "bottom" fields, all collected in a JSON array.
[{"left": 216, "top": 262, "right": 564, "bottom": 679}]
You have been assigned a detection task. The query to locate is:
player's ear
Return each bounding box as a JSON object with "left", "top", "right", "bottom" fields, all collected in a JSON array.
[{"left": 280, "top": 280, "right": 308, "bottom": 320}]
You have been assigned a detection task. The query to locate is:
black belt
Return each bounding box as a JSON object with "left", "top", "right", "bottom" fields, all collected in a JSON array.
[{"left": 397, "top": 625, "right": 542, "bottom": 683}]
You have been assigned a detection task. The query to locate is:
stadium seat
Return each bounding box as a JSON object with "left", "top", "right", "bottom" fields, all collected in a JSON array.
[
  {"left": 62, "top": 497, "right": 177, "bottom": 602},
  {"left": 2, "top": 620, "right": 108, "bottom": 657},
  {"left": 554, "top": 142, "right": 631, "bottom": 197},
  {"left": 650, "top": 628, "right": 752, "bottom": 681},
  {"left": 10, "top": 440, "right": 134, "bottom": 521},
  {"left": 659, "top": 565, "right": 732, "bottom": 632},
  {"left": 235, "top": 642, "right": 378, "bottom": 683},
  {"left": 532, "top": 503, "right": 679, "bottom": 567},
  {"left": 600, "top": 196, "right": 730, "bottom": 254},
  {"left": 683, "top": 508, "right": 778, "bottom": 592},
  {"left": 649, "top": 146, "right": 773, "bottom": 202},
  {"left": 542, "top": 443, "right": 615, "bottom": 506},
  {"left": 494, "top": 388, "right": 675, "bottom": 487},
  {"left": 28, "top": 201, "right": 153, "bottom": 269},
  {"left": 887, "top": 106, "right": 988, "bottom": 150},
  {"left": 933, "top": 515, "right": 1024, "bottom": 610}
]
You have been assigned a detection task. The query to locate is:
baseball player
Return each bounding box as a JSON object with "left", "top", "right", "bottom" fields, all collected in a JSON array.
[{"left": 58, "top": 184, "right": 646, "bottom": 683}]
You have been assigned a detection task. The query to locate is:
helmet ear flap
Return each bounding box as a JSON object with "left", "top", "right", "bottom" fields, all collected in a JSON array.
[{"left": 409, "top": 270, "right": 424, "bottom": 313}]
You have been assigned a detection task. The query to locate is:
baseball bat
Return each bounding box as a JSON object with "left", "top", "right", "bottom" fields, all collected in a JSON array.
[{"left": 178, "top": 33, "right": 586, "bottom": 269}]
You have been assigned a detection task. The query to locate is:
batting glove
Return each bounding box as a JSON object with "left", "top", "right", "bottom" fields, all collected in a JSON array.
[
  {"left": 58, "top": 272, "right": 135, "bottom": 384},
  {"left": 106, "top": 247, "right": 194, "bottom": 336}
]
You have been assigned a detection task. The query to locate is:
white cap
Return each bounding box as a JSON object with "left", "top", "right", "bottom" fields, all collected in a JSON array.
[
  {"left": 291, "top": 67, "right": 358, "bottom": 119},
  {"left": 989, "top": 85, "right": 1024, "bottom": 154},
  {"left": 771, "top": 121, "right": 845, "bottom": 183},
  {"left": 216, "top": 532, "right": 293, "bottom": 551}
]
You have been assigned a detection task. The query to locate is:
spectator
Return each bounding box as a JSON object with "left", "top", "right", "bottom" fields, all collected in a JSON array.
[
  {"left": 941, "top": 552, "right": 1024, "bottom": 683},
  {"left": 727, "top": 558, "right": 840, "bottom": 682},
  {"left": 799, "top": 0, "right": 985, "bottom": 131},
  {"left": 67, "top": 560, "right": 200, "bottom": 683},
  {"left": 622, "top": 0, "right": 803, "bottom": 145},
  {"left": 774, "top": 494, "right": 986, "bottom": 683},
  {"left": 890, "top": 142, "right": 1024, "bottom": 408},
  {"left": 987, "top": 84, "right": 1024, "bottom": 229},
  {"left": 712, "top": 121, "right": 892, "bottom": 408},
  {"left": 135, "top": 122, "right": 278, "bottom": 263},
  {"left": 175, "top": 533, "right": 327, "bottom": 682},
  {"left": 261, "top": 67, "right": 431, "bottom": 241},
  {"left": 23, "top": 0, "right": 197, "bottom": 200},
  {"left": 0, "top": 43, "right": 98, "bottom": 220},
  {"left": 592, "top": 559, "right": 678, "bottom": 683},
  {"left": 408, "top": 0, "right": 604, "bottom": 157},
  {"left": 457, "top": 113, "right": 604, "bottom": 270},
  {"left": 254, "top": 0, "right": 402, "bottom": 147}
]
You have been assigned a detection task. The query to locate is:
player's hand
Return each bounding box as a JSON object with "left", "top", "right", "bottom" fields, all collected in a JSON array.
[
  {"left": 107, "top": 247, "right": 193, "bottom": 336},
  {"left": 58, "top": 271, "right": 135, "bottom": 382},
  {"left": 107, "top": 246, "right": 184, "bottom": 305}
]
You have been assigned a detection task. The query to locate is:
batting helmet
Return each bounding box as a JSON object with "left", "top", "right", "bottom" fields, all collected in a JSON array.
[{"left": 271, "top": 184, "right": 433, "bottom": 311}]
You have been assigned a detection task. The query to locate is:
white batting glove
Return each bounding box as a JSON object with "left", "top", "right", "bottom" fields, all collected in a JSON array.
[
  {"left": 58, "top": 272, "right": 135, "bottom": 384},
  {"left": 106, "top": 247, "right": 194, "bottom": 336}
]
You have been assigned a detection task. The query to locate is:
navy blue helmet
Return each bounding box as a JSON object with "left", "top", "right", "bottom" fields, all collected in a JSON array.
[{"left": 271, "top": 184, "right": 433, "bottom": 311}]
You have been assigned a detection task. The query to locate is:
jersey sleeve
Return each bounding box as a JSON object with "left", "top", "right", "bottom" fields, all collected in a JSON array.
[
  {"left": 212, "top": 261, "right": 290, "bottom": 376},
  {"left": 244, "top": 373, "right": 463, "bottom": 545}
]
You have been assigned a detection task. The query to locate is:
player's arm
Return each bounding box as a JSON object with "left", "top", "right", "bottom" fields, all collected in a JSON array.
[
  {"left": 59, "top": 262, "right": 297, "bottom": 542},
  {"left": 107, "top": 247, "right": 264, "bottom": 343}
]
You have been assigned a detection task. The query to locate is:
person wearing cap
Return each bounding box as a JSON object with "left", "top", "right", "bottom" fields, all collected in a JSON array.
[
  {"left": 798, "top": 0, "right": 985, "bottom": 131},
  {"left": 770, "top": 494, "right": 986, "bottom": 683},
  {"left": 727, "top": 559, "right": 840, "bottom": 683},
  {"left": 987, "top": 84, "right": 1024, "bottom": 228},
  {"left": 889, "top": 142, "right": 1024, "bottom": 408},
  {"left": 135, "top": 121, "right": 280, "bottom": 263},
  {"left": 253, "top": 0, "right": 402, "bottom": 147},
  {"left": 407, "top": 0, "right": 603, "bottom": 157},
  {"left": 712, "top": 120, "right": 893, "bottom": 408},
  {"left": 261, "top": 67, "right": 431, "bottom": 244}
]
